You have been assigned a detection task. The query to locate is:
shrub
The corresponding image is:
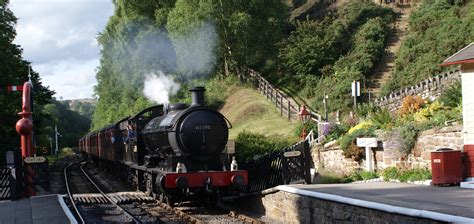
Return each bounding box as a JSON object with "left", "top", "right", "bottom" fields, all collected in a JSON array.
[
  {"left": 349, "top": 170, "right": 379, "bottom": 181},
  {"left": 382, "top": 167, "right": 400, "bottom": 181},
  {"left": 347, "top": 120, "right": 375, "bottom": 134},
  {"left": 382, "top": 167, "right": 432, "bottom": 182},
  {"left": 369, "top": 108, "right": 393, "bottom": 130},
  {"left": 357, "top": 102, "right": 378, "bottom": 119},
  {"left": 235, "top": 131, "right": 292, "bottom": 162},
  {"left": 398, "top": 122, "right": 419, "bottom": 156},
  {"left": 399, "top": 95, "right": 425, "bottom": 115},
  {"left": 398, "top": 168, "right": 432, "bottom": 182},
  {"left": 339, "top": 127, "right": 376, "bottom": 160},
  {"left": 439, "top": 81, "right": 462, "bottom": 107},
  {"left": 324, "top": 123, "right": 348, "bottom": 142},
  {"left": 294, "top": 120, "right": 318, "bottom": 139},
  {"left": 59, "top": 147, "right": 74, "bottom": 159}
]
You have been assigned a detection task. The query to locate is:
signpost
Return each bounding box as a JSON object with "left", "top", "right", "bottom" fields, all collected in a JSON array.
[
  {"left": 357, "top": 137, "right": 377, "bottom": 171},
  {"left": 352, "top": 81, "right": 360, "bottom": 110},
  {"left": 24, "top": 156, "right": 46, "bottom": 164}
]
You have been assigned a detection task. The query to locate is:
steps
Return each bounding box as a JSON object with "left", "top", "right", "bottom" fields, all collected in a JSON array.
[{"left": 368, "top": 5, "right": 412, "bottom": 98}]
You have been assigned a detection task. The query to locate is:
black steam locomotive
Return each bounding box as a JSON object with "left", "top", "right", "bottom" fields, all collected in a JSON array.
[{"left": 79, "top": 87, "right": 247, "bottom": 204}]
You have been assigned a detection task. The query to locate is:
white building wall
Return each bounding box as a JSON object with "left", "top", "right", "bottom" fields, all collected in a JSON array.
[{"left": 462, "top": 63, "right": 474, "bottom": 145}]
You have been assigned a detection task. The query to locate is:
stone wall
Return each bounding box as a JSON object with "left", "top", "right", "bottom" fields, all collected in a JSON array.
[
  {"left": 374, "top": 69, "right": 460, "bottom": 111},
  {"left": 312, "top": 125, "right": 463, "bottom": 174},
  {"left": 257, "top": 190, "right": 442, "bottom": 224},
  {"left": 412, "top": 125, "right": 463, "bottom": 168},
  {"left": 311, "top": 144, "right": 361, "bottom": 176}
]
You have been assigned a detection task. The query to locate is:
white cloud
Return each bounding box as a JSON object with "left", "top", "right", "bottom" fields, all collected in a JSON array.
[
  {"left": 9, "top": 0, "right": 114, "bottom": 99},
  {"left": 38, "top": 59, "right": 99, "bottom": 99}
]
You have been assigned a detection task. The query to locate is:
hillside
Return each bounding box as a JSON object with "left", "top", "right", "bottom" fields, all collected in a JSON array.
[
  {"left": 382, "top": 0, "right": 474, "bottom": 95},
  {"left": 220, "top": 88, "right": 298, "bottom": 141}
]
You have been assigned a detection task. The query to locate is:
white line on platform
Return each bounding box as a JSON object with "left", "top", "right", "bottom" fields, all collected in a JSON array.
[
  {"left": 57, "top": 194, "right": 78, "bottom": 224},
  {"left": 276, "top": 185, "right": 474, "bottom": 224}
]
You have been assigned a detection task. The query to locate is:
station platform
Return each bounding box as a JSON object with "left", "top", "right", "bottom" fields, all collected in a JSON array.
[
  {"left": 0, "top": 194, "right": 76, "bottom": 224},
  {"left": 277, "top": 182, "right": 474, "bottom": 223}
]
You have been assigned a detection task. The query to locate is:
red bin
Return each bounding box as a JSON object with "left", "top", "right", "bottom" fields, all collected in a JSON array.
[{"left": 431, "top": 148, "right": 462, "bottom": 185}]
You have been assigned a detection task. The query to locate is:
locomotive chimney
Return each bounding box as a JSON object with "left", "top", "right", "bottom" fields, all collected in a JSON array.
[{"left": 190, "top": 86, "right": 205, "bottom": 107}]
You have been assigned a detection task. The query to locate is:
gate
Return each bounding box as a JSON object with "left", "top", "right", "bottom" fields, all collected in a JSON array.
[
  {"left": 242, "top": 140, "right": 312, "bottom": 193},
  {"left": 0, "top": 168, "right": 11, "bottom": 200}
]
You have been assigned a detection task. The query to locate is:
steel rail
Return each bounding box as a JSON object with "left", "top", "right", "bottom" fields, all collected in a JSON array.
[
  {"left": 64, "top": 162, "right": 86, "bottom": 224},
  {"left": 79, "top": 162, "right": 142, "bottom": 224}
]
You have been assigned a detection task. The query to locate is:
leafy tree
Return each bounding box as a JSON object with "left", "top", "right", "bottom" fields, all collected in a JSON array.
[
  {"left": 92, "top": 0, "right": 288, "bottom": 130},
  {"left": 39, "top": 99, "right": 91, "bottom": 151},
  {"left": 0, "top": 0, "right": 53, "bottom": 164}
]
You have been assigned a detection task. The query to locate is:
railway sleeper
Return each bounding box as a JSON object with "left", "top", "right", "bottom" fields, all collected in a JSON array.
[{"left": 72, "top": 192, "right": 154, "bottom": 205}]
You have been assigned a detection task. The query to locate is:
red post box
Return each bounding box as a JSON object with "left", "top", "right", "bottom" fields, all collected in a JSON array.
[{"left": 431, "top": 148, "right": 462, "bottom": 186}]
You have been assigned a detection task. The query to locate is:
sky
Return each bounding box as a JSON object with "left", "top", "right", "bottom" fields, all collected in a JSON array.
[{"left": 10, "top": 0, "right": 115, "bottom": 100}]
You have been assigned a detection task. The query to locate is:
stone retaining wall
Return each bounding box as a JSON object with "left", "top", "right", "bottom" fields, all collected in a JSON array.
[
  {"left": 311, "top": 145, "right": 361, "bottom": 176},
  {"left": 257, "top": 190, "right": 442, "bottom": 223},
  {"left": 374, "top": 70, "right": 460, "bottom": 111},
  {"left": 312, "top": 125, "right": 463, "bottom": 174}
]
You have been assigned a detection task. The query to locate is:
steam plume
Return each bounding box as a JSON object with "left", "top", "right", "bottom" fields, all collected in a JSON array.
[{"left": 143, "top": 71, "right": 180, "bottom": 105}]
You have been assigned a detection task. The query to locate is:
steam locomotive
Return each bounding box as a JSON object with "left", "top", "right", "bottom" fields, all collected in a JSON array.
[{"left": 79, "top": 87, "right": 248, "bottom": 204}]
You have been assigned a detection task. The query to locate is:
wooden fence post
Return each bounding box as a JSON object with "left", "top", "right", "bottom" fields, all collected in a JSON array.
[
  {"left": 280, "top": 97, "right": 283, "bottom": 116},
  {"left": 288, "top": 101, "right": 291, "bottom": 121}
]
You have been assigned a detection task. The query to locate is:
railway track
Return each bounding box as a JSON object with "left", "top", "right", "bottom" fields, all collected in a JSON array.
[
  {"left": 64, "top": 162, "right": 142, "bottom": 223},
  {"left": 63, "top": 160, "right": 264, "bottom": 223}
]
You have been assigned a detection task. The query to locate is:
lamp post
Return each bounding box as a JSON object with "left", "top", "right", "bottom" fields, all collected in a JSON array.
[{"left": 298, "top": 105, "right": 311, "bottom": 140}]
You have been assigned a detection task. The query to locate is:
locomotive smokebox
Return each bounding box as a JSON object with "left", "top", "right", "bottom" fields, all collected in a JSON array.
[{"left": 190, "top": 86, "right": 205, "bottom": 107}]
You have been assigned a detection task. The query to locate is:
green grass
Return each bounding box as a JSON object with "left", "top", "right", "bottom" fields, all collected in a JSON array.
[{"left": 220, "top": 88, "right": 298, "bottom": 141}]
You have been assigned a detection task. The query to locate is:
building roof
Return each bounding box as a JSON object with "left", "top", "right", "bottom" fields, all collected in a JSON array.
[{"left": 440, "top": 43, "right": 474, "bottom": 66}]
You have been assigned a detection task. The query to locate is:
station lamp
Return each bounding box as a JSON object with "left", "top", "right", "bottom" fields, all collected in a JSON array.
[{"left": 298, "top": 105, "right": 311, "bottom": 139}]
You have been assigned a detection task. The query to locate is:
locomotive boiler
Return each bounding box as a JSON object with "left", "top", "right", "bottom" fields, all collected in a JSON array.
[
  {"left": 79, "top": 86, "right": 247, "bottom": 205},
  {"left": 142, "top": 87, "right": 229, "bottom": 168}
]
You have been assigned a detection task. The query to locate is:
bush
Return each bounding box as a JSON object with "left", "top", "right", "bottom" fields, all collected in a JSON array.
[
  {"left": 382, "top": 167, "right": 431, "bottom": 182},
  {"left": 439, "top": 81, "right": 462, "bottom": 107},
  {"left": 339, "top": 127, "right": 376, "bottom": 160},
  {"left": 382, "top": 1, "right": 474, "bottom": 94},
  {"left": 357, "top": 102, "right": 378, "bottom": 119},
  {"left": 381, "top": 167, "right": 400, "bottom": 181},
  {"left": 235, "top": 131, "right": 292, "bottom": 162},
  {"left": 294, "top": 120, "right": 318, "bottom": 139},
  {"left": 399, "top": 95, "right": 425, "bottom": 115},
  {"left": 349, "top": 170, "right": 379, "bottom": 181},
  {"left": 323, "top": 123, "right": 348, "bottom": 142},
  {"left": 398, "top": 122, "right": 419, "bottom": 156},
  {"left": 369, "top": 108, "right": 393, "bottom": 130},
  {"left": 398, "top": 168, "right": 432, "bottom": 182},
  {"left": 58, "top": 147, "right": 74, "bottom": 159}
]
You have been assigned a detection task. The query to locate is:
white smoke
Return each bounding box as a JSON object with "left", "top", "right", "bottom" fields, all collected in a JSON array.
[
  {"left": 143, "top": 71, "right": 180, "bottom": 105},
  {"left": 139, "top": 22, "right": 217, "bottom": 105},
  {"left": 172, "top": 22, "right": 217, "bottom": 78}
]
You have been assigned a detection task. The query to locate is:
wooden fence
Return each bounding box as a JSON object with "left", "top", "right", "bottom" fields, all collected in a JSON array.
[{"left": 241, "top": 69, "right": 322, "bottom": 122}]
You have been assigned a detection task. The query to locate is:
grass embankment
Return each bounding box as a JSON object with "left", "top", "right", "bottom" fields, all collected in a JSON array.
[{"left": 219, "top": 87, "right": 298, "bottom": 141}]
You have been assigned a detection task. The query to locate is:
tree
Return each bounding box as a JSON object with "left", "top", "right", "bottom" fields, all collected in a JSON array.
[
  {"left": 92, "top": 0, "right": 288, "bottom": 130},
  {"left": 0, "top": 0, "right": 53, "bottom": 164}
]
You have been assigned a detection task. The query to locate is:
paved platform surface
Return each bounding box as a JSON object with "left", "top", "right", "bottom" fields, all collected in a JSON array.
[
  {"left": 286, "top": 182, "right": 474, "bottom": 219},
  {"left": 0, "top": 194, "right": 75, "bottom": 224}
]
